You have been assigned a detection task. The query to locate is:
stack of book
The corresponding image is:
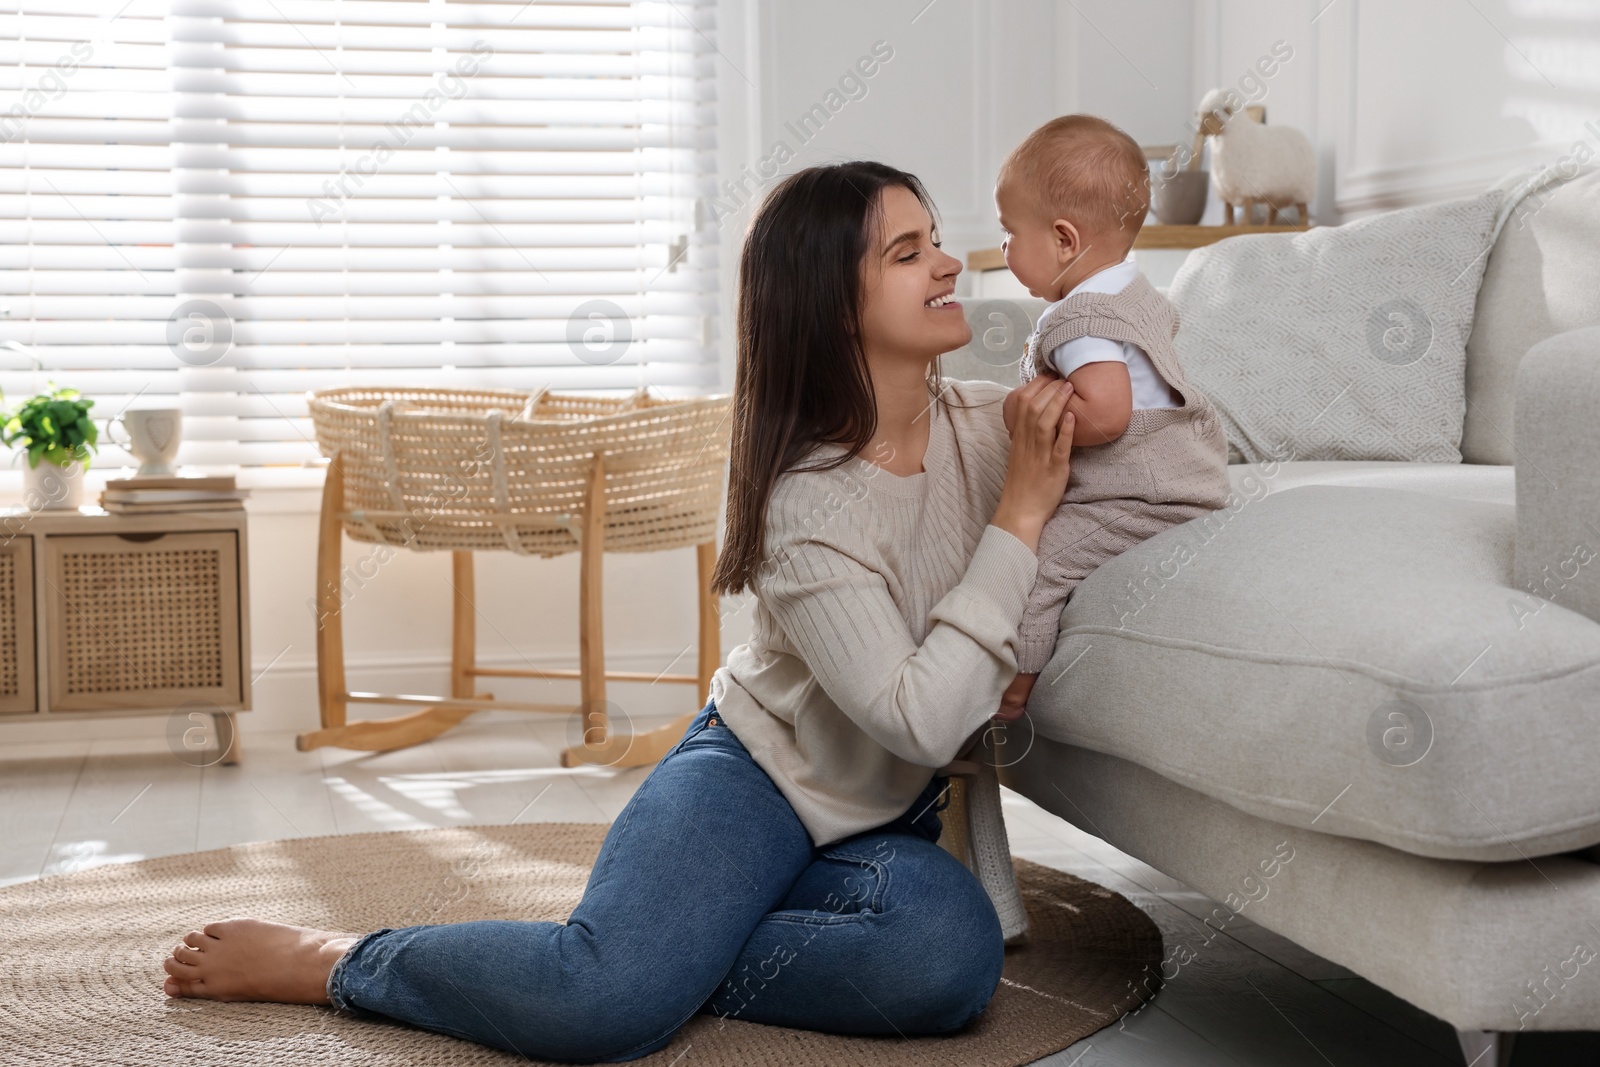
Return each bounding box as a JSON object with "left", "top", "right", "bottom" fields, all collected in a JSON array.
[{"left": 98, "top": 474, "right": 249, "bottom": 514}]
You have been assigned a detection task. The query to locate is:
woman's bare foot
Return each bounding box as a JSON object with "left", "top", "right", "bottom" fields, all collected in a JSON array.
[{"left": 161, "top": 918, "right": 362, "bottom": 1004}]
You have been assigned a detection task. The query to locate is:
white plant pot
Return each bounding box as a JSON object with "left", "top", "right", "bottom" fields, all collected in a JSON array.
[{"left": 21, "top": 457, "right": 85, "bottom": 510}]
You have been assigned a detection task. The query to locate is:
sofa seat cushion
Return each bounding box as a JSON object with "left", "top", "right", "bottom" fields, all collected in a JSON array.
[
  {"left": 1226, "top": 459, "right": 1515, "bottom": 506},
  {"left": 1032, "top": 483, "right": 1600, "bottom": 862}
]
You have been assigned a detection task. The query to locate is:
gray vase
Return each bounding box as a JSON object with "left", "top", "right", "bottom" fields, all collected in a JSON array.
[{"left": 1153, "top": 170, "right": 1210, "bottom": 225}]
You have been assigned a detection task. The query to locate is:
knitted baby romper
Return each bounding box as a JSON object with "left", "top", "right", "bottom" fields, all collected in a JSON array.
[
  {"left": 941, "top": 274, "right": 1234, "bottom": 945},
  {"left": 1013, "top": 272, "right": 1233, "bottom": 673}
]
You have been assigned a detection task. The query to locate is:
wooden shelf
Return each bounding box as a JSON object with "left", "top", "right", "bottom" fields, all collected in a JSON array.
[
  {"left": 966, "top": 222, "right": 1314, "bottom": 272},
  {"left": 965, "top": 248, "right": 1008, "bottom": 272},
  {"left": 1133, "top": 223, "right": 1312, "bottom": 249}
]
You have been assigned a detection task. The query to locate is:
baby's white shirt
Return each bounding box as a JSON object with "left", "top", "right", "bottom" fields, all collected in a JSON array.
[{"left": 1042, "top": 256, "right": 1181, "bottom": 410}]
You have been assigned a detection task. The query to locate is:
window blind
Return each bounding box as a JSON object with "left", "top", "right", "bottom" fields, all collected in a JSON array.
[{"left": 0, "top": 0, "right": 718, "bottom": 470}]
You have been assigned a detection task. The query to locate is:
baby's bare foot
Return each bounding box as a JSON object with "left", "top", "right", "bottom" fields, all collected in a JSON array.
[{"left": 161, "top": 918, "right": 361, "bottom": 1003}]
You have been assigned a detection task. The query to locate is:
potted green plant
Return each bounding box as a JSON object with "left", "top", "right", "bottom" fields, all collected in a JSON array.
[{"left": 0, "top": 385, "right": 98, "bottom": 510}]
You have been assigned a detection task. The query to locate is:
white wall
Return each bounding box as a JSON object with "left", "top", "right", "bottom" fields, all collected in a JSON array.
[
  {"left": 1196, "top": 0, "right": 1600, "bottom": 219},
  {"left": 713, "top": 0, "right": 1200, "bottom": 280},
  {"left": 720, "top": 0, "right": 1600, "bottom": 261},
  {"left": 1319, "top": 0, "right": 1600, "bottom": 215}
]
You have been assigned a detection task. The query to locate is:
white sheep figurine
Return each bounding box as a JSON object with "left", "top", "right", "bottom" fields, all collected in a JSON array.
[{"left": 1197, "top": 87, "right": 1315, "bottom": 225}]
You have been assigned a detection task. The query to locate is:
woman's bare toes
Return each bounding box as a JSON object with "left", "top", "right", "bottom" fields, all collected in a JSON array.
[
  {"left": 162, "top": 972, "right": 202, "bottom": 998},
  {"left": 159, "top": 918, "right": 361, "bottom": 1004},
  {"left": 161, "top": 950, "right": 205, "bottom": 999}
]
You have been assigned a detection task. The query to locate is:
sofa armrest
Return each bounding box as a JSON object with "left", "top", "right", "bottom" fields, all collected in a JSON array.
[{"left": 1513, "top": 326, "right": 1600, "bottom": 624}]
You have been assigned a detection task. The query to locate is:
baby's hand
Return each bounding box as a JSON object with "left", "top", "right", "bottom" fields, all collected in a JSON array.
[{"left": 994, "top": 672, "right": 1038, "bottom": 721}]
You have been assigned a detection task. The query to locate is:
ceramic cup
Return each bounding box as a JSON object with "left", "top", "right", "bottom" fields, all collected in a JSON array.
[{"left": 107, "top": 407, "right": 182, "bottom": 476}]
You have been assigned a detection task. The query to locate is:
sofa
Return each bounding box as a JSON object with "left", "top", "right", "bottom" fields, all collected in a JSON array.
[{"left": 943, "top": 165, "right": 1600, "bottom": 1066}]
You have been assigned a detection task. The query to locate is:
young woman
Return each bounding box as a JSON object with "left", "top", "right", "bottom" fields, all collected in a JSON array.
[{"left": 159, "top": 161, "right": 1076, "bottom": 1063}]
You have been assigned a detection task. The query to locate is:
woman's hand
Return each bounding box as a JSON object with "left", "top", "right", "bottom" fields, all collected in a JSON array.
[
  {"left": 1002, "top": 384, "right": 1022, "bottom": 434},
  {"left": 990, "top": 375, "right": 1075, "bottom": 553}
]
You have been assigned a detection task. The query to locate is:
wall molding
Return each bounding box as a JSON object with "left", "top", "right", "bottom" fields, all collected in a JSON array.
[
  {"left": 1188, "top": 0, "right": 1567, "bottom": 221},
  {"left": 1336, "top": 143, "right": 1568, "bottom": 213},
  {"left": 1322, "top": 0, "right": 1573, "bottom": 217}
]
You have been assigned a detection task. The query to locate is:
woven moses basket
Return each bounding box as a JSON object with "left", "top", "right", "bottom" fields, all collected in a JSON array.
[{"left": 308, "top": 386, "right": 732, "bottom": 558}]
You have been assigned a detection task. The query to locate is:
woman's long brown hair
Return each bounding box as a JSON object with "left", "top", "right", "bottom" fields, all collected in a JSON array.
[{"left": 710, "top": 161, "right": 948, "bottom": 596}]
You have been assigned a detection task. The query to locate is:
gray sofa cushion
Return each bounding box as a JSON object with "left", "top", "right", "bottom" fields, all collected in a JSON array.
[
  {"left": 1031, "top": 481, "right": 1600, "bottom": 862},
  {"left": 1463, "top": 165, "right": 1600, "bottom": 464},
  {"left": 1169, "top": 192, "right": 1502, "bottom": 465},
  {"left": 1514, "top": 327, "right": 1600, "bottom": 631},
  {"left": 1225, "top": 458, "right": 1513, "bottom": 506}
]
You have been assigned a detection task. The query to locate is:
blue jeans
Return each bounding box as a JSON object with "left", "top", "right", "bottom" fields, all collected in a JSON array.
[{"left": 325, "top": 697, "right": 1006, "bottom": 1062}]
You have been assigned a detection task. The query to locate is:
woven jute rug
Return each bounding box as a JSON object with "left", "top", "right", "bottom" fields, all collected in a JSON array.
[{"left": 0, "top": 823, "right": 1161, "bottom": 1065}]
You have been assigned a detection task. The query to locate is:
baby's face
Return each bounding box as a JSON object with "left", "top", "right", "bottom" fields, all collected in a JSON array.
[{"left": 994, "top": 184, "right": 1068, "bottom": 300}]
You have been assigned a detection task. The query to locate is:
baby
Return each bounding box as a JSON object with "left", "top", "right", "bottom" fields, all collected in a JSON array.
[{"left": 994, "top": 114, "right": 1233, "bottom": 720}]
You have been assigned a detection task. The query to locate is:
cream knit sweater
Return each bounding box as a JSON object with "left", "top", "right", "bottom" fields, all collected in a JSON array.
[{"left": 710, "top": 377, "right": 1039, "bottom": 940}]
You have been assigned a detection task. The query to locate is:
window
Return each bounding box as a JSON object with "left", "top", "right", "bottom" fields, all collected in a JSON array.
[{"left": 0, "top": 0, "right": 717, "bottom": 471}]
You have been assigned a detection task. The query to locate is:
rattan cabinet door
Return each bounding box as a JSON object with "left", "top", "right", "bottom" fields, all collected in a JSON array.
[
  {"left": 0, "top": 537, "right": 36, "bottom": 715},
  {"left": 42, "top": 531, "right": 243, "bottom": 713}
]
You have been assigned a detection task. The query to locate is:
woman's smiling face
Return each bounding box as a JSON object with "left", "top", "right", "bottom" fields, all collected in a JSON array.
[{"left": 856, "top": 184, "right": 970, "bottom": 363}]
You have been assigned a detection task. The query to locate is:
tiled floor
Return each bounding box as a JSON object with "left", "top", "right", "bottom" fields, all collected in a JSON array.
[{"left": 5, "top": 712, "right": 1599, "bottom": 1066}]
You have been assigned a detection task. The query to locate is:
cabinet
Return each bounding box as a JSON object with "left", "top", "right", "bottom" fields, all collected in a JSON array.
[{"left": 0, "top": 506, "right": 250, "bottom": 760}]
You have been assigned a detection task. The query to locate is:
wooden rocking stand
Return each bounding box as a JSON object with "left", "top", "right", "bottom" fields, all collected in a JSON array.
[{"left": 297, "top": 449, "right": 721, "bottom": 768}]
